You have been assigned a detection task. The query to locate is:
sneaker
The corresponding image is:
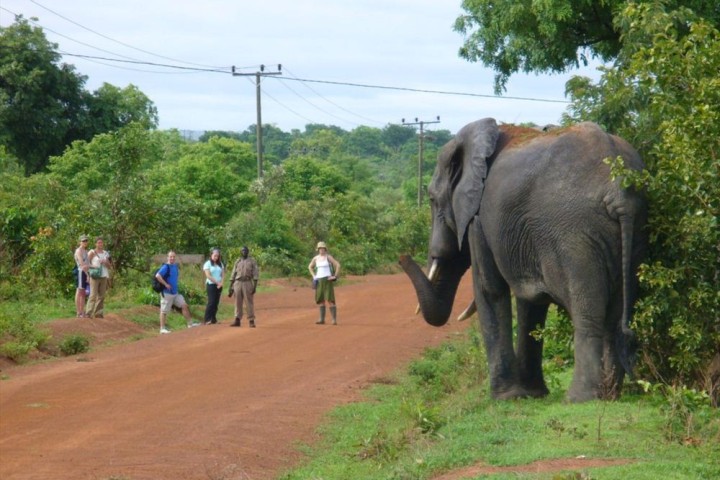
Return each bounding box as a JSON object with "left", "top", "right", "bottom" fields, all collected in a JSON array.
[
  {"left": 160, "top": 328, "right": 171, "bottom": 334},
  {"left": 188, "top": 322, "right": 201, "bottom": 328}
]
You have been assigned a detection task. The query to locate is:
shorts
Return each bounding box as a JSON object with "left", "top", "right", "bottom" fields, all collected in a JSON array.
[
  {"left": 76, "top": 269, "right": 89, "bottom": 290},
  {"left": 160, "top": 293, "right": 187, "bottom": 314}
]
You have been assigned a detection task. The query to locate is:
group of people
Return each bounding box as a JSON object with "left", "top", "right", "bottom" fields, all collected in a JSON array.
[
  {"left": 73, "top": 235, "right": 113, "bottom": 319},
  {"left": 74, "top": 235, "right": 341, "bottom": 331},
  {"left": 151, "top": 241, "right": 341, "bottom": 334}
]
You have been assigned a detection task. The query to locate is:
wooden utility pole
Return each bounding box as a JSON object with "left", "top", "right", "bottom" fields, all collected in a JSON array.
[
  {"left": 402, "top": 116, "right": 441, "bottom": 206},
  {"left": 232, "top": 64, "right": 282, "bottom": 179}
]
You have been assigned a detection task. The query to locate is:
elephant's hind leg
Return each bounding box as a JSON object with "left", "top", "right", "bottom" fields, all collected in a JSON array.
[{"left": 516, "top": 299, "right": 550, "bottom": 397}]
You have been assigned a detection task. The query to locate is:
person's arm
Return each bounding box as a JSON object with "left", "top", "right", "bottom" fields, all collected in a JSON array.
[
  {"left": 308, "top": 256, "right": 316, "bottom": 277},
  {"left": 227, "top": 262, "right": 237, "bottom": 297},
  {"left": 252, "top": 260, "right": 259, "bottom": 293},
  {"left": 203, "top": 263, "right": 215, "bottom": 283},
  {"left": 155, "top": 265, "right": 171, "bottom": 290},
  {"left": 329, "top": 255, "right": 340, "bottom": 278}
]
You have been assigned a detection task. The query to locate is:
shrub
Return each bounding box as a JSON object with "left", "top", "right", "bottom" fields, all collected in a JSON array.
[{"left": 58, "top": 334, "right": 90, "bottom": 356}]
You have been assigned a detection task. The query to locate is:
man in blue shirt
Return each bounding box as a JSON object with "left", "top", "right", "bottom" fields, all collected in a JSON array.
[{"left": 155, "top": 250, "right": 200, "bottom": 334}]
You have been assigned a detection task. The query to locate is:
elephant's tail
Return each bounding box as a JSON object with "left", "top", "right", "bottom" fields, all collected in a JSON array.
[{"left": 618, "top": 213, "right": 640, "bottom": 377}]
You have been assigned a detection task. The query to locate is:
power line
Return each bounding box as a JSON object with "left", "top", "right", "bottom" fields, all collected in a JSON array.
[
  {"left": 29, "top": 0, "right": 230, "bottom": 70},
  {"left": 56, "top": 52, "right": 568, "bottom": 105},
  {"left": 282, "top": 67, "right": 384, "bottom": 126},
  {"left": 272, "top": 76, "right": 569, "bottom": 104},
  {"left": 62, "top": 53, "right": 230, "bottom": 74}
]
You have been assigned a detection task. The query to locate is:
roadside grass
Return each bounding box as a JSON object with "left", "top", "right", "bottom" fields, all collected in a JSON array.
[
  {"left": 0, "top": 264, "right": 240, "bottom": 362},
  {"left": 279, "top": 325, "right": 720, "bottom": 480}
]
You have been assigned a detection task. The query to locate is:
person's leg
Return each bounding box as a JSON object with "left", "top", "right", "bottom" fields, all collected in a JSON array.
[
  {"left": 330, "top": 302, "right": 337, "bottom": 325},
  {"left": 175, "top": 295, "right": 195, "bottom": 327},
  {"left": 86, "top": 277, "right": 99, "bottom": 318},
  {"left": 209, "top": 284, "right": 220, "bottom": 323},
  {"left": 75, "top": 288, "right": 85, "bottom": 317},
  {"left": 231, "top": 283, "right": 243, "bottom": 326},
  {"left": 327, "top": 282, "right": 337, "bottom": 325},
  {"left": 159, "top": 294, "right": 171, "bottom": 333},
  {"left": 204, "top": 283, "right": 214, "bottom": 324},
  {"left": 94, "top": 278, "right": 108, "bottom": 318},
  {"left": 245, "top": 281, "right": 256, "bottom": 327}
]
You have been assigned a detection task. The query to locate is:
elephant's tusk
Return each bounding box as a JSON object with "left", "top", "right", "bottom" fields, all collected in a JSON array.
[
  {"left": 427, "top": 259, "right": 439, "bottom": 282},
  {"left": 415, "top": 259, "right": 440, "bottom": 315},
  {"left": 457, "top": 300, "right": 477, "bottom": 322}
]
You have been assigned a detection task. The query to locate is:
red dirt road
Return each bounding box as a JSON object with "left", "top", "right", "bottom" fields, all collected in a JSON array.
[{"left": 0, "top": 274, "right": 472, "bottom": 480}]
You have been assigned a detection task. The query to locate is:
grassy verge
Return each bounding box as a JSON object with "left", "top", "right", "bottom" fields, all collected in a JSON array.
[
  {"left": 0, "top": 264, "right": 242, "bottom": 361},
  {"left": 279, "top": 326, "right": 720, "bottom": 480}
]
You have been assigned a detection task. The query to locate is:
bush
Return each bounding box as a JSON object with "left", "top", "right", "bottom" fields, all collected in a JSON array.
[
  {"left": 58, "top": 334, "right": 90, "bottom": 356},
  {"left": 0, "top": 312, "right": 50, "bottom": 362},
  {"left": 564, "top": 5, "right": 720, "bottom": 391}
]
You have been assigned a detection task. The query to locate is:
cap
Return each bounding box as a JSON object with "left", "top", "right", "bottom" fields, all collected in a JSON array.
[
  {"left": 316, "top": 241, "right": 327, "bottom": 250},
  {"left": 79, "top": 235, "right": 89, "bottom": 241}
]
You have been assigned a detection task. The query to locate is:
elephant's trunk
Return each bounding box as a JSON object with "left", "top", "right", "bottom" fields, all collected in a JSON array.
[{"left": 399, "top": 255, "right": 468, "bottom": 327}]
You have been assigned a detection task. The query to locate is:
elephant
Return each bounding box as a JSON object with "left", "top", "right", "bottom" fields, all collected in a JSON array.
[{"left": 400, "top": 118, "right": 647, "bottom": 402}]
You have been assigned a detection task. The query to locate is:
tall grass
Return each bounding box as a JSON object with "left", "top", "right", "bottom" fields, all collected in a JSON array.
[{"left": 279, "top": 324, "right": 720, "bottom": 480}]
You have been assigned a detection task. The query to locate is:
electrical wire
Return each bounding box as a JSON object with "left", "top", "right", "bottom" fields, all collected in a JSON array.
[
  {"left": 282, "top": 67, "right": 385, "bottom": 125},
  {"left": 29, "top": 0, "right": 230, "bottom": 70}
]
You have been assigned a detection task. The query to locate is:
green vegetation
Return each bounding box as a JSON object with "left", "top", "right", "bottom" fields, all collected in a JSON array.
[
  {"left": 1, "top": 2, "right": 718, "bottom": 401},
  {"left": 280, "top": 326, "right": 720, "bottom": 480},
  {"left": 58, "top": 333, "right": 90, "bottom": 356}
]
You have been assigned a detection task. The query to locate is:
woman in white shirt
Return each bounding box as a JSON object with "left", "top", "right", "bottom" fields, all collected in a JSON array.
[
  {"left": 86, "top": 236, "right": 112, "bottom": 319},
  {"left": 308, "top": 241, "right": 341, "bottom": 325},
  {"left": 203, "top": 248, "right": 224, "bottom": 324}
]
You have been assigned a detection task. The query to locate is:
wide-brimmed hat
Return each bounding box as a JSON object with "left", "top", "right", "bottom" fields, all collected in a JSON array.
[
  {"left": 316, "top": 241, "right": 327, "bottom": 250},
  {"left": 79, "top": 234, "right": 89, "bottom": 241}
]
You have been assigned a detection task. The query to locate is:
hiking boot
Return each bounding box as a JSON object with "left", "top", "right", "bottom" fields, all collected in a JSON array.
[
  {"left": 249, "top": 320, "right": 256, "bottom": 328},
  {"left": 230, "top": 318, "right": 241, "bottom": 327}
]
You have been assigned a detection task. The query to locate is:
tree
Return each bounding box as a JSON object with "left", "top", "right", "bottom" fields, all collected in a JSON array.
[
  {"left": 0, "top": 16, "right": 158, "bottom": 175},
  {"left": 0, "top": 16, "right": 87, "bottom": 175},
  {"left": 454, "top": 0, "right": 720, "bottom": 92},
  {"left": 85, "top": 83, "right": 158, "bottom": 134},
  {"left": 564, "top": 4, "right": 720, "bottom": 392}
]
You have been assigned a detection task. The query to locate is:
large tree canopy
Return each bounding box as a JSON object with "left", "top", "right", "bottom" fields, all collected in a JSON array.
[
  {"left": 0, "top": 16, "right": 157, "bottom": 175},
  {"left": 454, "top": 0, "right": 720, "bottom": 92}
]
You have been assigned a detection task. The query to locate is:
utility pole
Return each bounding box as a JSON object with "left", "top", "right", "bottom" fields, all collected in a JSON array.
[
  {"left": 402, "top": 116, "right": 440, "bottom": 207},
  {"left": 232, "top": 64, "right": 282, "bottom": 179}
]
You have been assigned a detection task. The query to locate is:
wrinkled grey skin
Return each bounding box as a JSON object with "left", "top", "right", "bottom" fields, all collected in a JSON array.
[{"left": 400, "top": 118, "right": 647, "bottom": 402}]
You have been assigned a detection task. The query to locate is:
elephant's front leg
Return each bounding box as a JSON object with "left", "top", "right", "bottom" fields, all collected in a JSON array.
[
  {"left": 469, "top": 222, "right": 522, "bottom": 399},
  {"left": 516, "top": 300, "right": 550, "bottom": 397}
]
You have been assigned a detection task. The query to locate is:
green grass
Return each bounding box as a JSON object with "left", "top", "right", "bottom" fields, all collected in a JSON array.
[
  {"left": 279, "top": 326, "right": 720, "bottom": 480},
  {"left": 0, "top": 263, "right": 239, "bottom": 361}
]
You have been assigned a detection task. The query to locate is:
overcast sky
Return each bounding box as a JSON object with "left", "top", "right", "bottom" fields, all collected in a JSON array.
[{"left": 1, "top": 0, "right": 603, "bottom": 134}]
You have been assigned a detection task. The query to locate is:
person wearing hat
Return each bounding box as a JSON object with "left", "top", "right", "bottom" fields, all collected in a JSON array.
[
  {"left": 73, "top": 234, "right": 90, "bottom": 317},
  {"left": 308, "top": 241, "right": 341, "bottom": 325},
  {"left": 228, "top": 246, "right": 260, "bottom": 328},
  {"left": 86, "top": 236, "right": 113, "bottom": 319}
]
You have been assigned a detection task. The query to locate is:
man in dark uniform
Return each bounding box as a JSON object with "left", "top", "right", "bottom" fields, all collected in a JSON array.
[{"left": 228, "top": 246, "right": 259, "bottom": 327}]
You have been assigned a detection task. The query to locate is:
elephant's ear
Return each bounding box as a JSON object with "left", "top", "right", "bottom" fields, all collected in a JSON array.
[{"left": 452, "top": 118, "right": 499, "bottom": 249}]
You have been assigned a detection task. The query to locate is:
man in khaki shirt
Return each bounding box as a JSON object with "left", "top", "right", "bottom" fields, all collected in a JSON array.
[{"left": 228, "top": 246, "right": 259, "bottom": 327}]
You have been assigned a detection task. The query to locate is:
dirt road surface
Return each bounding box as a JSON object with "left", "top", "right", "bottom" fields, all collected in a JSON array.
[{"left": 0, "top": 273, "right": 473, "bottom": 480}]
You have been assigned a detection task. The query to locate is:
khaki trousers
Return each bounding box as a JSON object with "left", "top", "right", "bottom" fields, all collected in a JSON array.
[{"left": 233, "top": 280, "right": 255, "bottom": 321}]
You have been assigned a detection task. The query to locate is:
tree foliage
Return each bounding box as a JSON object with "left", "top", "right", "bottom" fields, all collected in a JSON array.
[
  {"left": 454, "top": 0, "right": 720, "bottom": 92},
  {"left": 564, "top": 4, "right": 719, "bottom": 391},
  {"left": 0, "top": 16, "right": 157, "bottom": 175}
]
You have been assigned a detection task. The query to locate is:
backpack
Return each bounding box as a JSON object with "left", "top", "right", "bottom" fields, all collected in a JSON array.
[{"left": 152, "top": 264, "right": 171, "bottom": 293}]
